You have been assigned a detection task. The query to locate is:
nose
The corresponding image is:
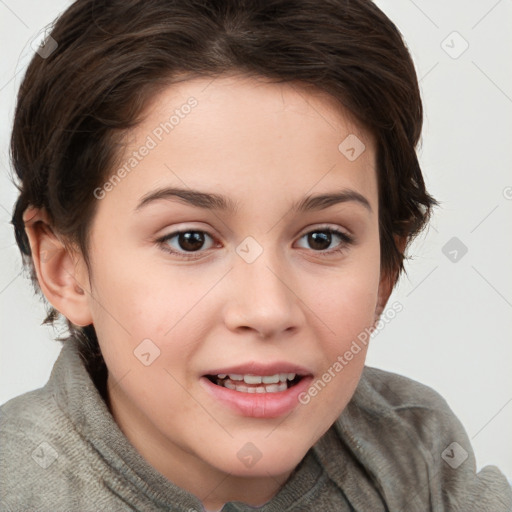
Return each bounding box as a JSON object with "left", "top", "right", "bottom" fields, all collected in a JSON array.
[{"left": 222, "top": 245, "right": 305, "bottom": 339}]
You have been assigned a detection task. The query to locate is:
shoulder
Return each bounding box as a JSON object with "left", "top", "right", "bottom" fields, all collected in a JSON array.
[
  {"left": 0, "top": 347, "right": 114, "bottom": 510},
  {"left": 0, "top": 385, "right": 65, "bottom": 460},
  {"left": 0, "top": 383, "right": 81, "bottom": 493},
  {"left": 345, "top": 365, "right": 481, "bottom": 462},
  {"left": 355, "top": 365, "right": 454, "bottom": 426},
  {"left": 359, "top": 365, "right": 447, "bottom": 407},
  {"left": 0, "top": 387, "right": 65, "bottom": 508},
  {"left": 323, "top": 366, "right": 512, "bottom": 511},
  {"left": 1, "top": 383, "right": 57, "bottom": 428},
  {"left": 0, "top": 346, "right": 82, "bottom": 449}
]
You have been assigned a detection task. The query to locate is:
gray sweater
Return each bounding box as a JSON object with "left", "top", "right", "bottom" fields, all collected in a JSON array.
[{"left": 1, "top": 336, "right": 511, "bottom": 511}]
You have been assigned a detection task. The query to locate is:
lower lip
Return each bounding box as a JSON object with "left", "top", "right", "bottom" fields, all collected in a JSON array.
[{"left": 200, "top": 376, "right": 314, "bottom": 419}]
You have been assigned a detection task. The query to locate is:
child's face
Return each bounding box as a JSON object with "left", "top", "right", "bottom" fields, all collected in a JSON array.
[{"left": 78, "top": 75, "right": 387, "bottom": 486}]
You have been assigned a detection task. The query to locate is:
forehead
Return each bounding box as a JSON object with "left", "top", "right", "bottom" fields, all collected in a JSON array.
[
  {"left": 139, "top": 73, "right": 373, "bottom": 146},
  {"left": 104, "top": 74, "right": 378, "bottom": 215}
]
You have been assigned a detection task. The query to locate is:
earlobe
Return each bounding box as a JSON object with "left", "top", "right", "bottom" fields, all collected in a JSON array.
[{"left": 23, "top": 207, "right": 93, "bottom": 327}]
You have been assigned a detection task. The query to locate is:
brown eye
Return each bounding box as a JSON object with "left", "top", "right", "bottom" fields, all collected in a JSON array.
[
  {"left": 160, "top": 230, "right": 215, "bottom": 255},
  {"left": 176, "top": 231, "right": 206, "bottom": 252},
  {"left": 296, "top": 227, "right": 354, "bottom": 254},
  {"left": 307, "top": 231, "right": 332, "bottom": 251}
]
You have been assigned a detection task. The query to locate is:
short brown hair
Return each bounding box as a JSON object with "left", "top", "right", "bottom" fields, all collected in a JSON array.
[{"left": 10, "top": 0, "right": 437, "bottom": 352}]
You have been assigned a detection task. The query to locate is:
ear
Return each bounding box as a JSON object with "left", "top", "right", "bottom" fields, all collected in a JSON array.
[
  {"left": 23, "top": 206, "right": 93, "bottom": 327},
  {"left": 374, "top": 235, "right": 407, "bottom": 322}
]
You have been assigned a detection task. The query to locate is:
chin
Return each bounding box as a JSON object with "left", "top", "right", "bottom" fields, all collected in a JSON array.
[{"left": 205, "top": 437, "right": 311, "bottom": 478}]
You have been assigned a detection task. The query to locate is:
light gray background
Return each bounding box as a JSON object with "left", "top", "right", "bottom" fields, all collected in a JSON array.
[{"left": 1, "top": 0, "right": 511, "bottom": 479}]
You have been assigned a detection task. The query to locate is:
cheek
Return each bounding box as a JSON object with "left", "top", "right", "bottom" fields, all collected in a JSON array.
[
  {"left": 89, "top": 247, "right": 206, "bottom": 339},
  {"left": 301, "top": 245, "right": 380, "bottom": 416},
  {"left": 87, "top": 251, "right": 215, "bottom": 398},
  {"left": 313, "top": 282, "right": 377, "bottom": 386},
  {"left": 310, "top": 254, "right": 381, "bottom": 346},
  {"left": 298, "top": 272, "right": 377, "bottom": 429}
]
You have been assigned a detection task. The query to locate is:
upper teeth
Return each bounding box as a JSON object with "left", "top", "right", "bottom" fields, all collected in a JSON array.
[{"left": 217, "top": 373, "right": 296, "bottom": 384}]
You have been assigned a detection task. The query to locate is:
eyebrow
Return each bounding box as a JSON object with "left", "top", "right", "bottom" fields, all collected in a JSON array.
[{"left": 135, "top": 186, "right": 372, "bottom": 214}]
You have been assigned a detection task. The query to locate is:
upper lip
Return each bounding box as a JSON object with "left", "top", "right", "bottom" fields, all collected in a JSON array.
[{"left": 203, "top": 362, "right": 313, "bottom": 377}]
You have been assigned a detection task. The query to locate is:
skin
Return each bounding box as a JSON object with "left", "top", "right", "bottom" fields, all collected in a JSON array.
[{"left": 24, "top": 74, "right": 398, "bottom": 511}]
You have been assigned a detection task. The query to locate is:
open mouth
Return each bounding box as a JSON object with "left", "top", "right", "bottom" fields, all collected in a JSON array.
[{"left": 205, "top": 373, "right": 304, "bottom": 393}]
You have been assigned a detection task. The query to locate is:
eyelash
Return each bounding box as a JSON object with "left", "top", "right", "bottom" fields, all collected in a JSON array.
[{"left": 156, "top": 226, "right": 354, "bottom": 261}]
